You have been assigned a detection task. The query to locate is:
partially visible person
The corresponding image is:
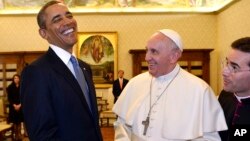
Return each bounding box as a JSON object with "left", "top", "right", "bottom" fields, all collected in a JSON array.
[
  {"left": 113, "top": 29, "right": 227, "bottom": 141},
  {"left": 7, "top": 74, "right": 23, "bottom": 141},
  {"left": 105, "top": 71, "right": 114, "bottom": 82},
  {"left": 20, "top": 1, "right": 102, "bottom": 140},
  {"left": 218, "top": 37, "right": 250, "bottom": 141},
  {"left": 112, "top": 70, "right": 129, "bottom": 103}
]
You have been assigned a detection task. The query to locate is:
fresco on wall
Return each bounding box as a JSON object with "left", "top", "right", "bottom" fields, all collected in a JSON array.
[
  {"left": 0, "top": 0, "right": 235, "bottom": 13},
  {"left": 0, "top": 0, "right": 3, "bottom": 9},
  {"left": 4, "top": 0, "right": 44, "bottom": 7}
]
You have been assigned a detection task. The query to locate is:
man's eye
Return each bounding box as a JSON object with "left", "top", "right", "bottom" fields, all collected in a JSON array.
[
  {"left": 67, "top": 15, "right": 73, "bottom": 19},
  {"left": 232, "top": 65, "right": 239, "bottom": 71},
  {"left": 66, "top": 12, "right": 73, "bottom": 19},
  {"left": 151, "top": 50, "right": 158, "bottom": 54},
  {"left": 53, "top": 18, "right": 61, "bottom": 23}
]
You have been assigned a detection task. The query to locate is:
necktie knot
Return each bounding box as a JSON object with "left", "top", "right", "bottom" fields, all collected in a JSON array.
[
  {"left": 70, "top": 56, "right": 80, "bottom": 78},
  {"left": 70, "top": 56, "right": 78, "bottom": 66}
]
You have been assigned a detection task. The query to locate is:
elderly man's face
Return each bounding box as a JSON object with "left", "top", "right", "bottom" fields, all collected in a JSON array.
[
  {"left": 222, "top": 49, "right": 250, "bottom": 96},
  {"left": 145, "top": 33, "right": 178, "bottom": 77}
]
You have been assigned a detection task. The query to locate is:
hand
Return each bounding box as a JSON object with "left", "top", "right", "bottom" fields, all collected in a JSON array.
[{"left": 13, "top": 104, "right": 21, "bottom": 111}]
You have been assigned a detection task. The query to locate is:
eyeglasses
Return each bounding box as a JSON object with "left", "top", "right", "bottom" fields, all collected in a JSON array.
[{"left": 222, "top": 60, "right": 250, "bottom": 74}]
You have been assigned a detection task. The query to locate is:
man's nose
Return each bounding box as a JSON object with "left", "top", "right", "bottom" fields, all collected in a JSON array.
[
  {"left": 64, "top": 17, "right": 74, "bottom": 25},
  {"left": 145, "top": 52, "right": 151, "bottom": 61},
  {"left": 222, "top": 67, "right": 231, "bottom": 77}
]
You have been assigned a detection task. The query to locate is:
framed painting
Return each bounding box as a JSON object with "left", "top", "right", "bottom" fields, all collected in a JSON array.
[{"left": 77, "top": 32, "right": 118, "bottom": 87}]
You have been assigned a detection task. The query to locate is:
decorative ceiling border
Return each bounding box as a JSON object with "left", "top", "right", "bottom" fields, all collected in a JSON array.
[{"left": 0, "top": 0, "right": 236, "bottom": 15}]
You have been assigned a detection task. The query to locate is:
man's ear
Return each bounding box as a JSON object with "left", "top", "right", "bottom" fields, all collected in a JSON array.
[
  {"left": 39, "top": 29, "right": 47, "bottom": 39},
  {"left": 170, "top": 50, "right": 182, "bottom": 63}
]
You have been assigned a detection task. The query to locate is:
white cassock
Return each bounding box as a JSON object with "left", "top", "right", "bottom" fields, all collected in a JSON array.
[{"left": 112, "top": 64, "right": 227, "bottom": 141}]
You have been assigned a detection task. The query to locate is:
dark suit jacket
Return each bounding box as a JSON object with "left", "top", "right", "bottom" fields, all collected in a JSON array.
[
  {"left": 218, "top": 90, "right": 250, "bottom": 141},
  {"left": 20, "top": 48, "right": 102, "bottom": 141},
  {"left": 112, "top": 78, "right": 128, "bottom": 103}
]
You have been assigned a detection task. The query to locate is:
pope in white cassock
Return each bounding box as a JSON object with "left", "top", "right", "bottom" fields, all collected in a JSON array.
[{"left": 112, "top": 29, "right": 228, "bottom": 141}]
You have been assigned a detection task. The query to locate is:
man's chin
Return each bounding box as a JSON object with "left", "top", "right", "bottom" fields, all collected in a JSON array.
[
  {"left": 148, "top": 71, "right": 157, "bottom": 77},
  {"left": 223, "top": 87, "right": 233, "bottom": 93}
]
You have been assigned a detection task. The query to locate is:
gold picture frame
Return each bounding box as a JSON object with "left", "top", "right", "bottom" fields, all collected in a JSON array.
[{"left": 77, "top": 32, "right": 118, "bottom": 87}]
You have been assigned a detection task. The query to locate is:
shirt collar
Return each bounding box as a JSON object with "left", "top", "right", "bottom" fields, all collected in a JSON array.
[
  {"left": 50, "top": 44, "right": 75, "bottom": 65},
  {"left": 234, "top": 93, "right": 250, "bottom": 103},
  {"left": 154, "top": 64, "right": 180, "bottom": 82}
]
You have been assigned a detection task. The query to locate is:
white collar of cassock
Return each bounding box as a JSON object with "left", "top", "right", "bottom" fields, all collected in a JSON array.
[
  {"left": 234, "top": 93, "right": 250, "bottom": 102},
  {"left": 153, "top": 64, "right": 180, "bottom": 83}
]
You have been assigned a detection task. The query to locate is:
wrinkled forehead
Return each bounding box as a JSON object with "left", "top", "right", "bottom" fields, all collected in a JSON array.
[
  {"left": 148, "top": 32, "right": 175, "bottom": 46},
  {"left": 147, "top": 33, "right": 176, "bottom": 50}
]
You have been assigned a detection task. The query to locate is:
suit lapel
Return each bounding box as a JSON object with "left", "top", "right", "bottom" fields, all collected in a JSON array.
[{"left": 46, "top": 48, "right": 93, "bottom": 115}]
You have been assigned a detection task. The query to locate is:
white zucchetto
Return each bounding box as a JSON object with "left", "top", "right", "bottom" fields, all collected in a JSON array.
[{"left": 159, "top": 29, "right": 183, "bottom": 51}]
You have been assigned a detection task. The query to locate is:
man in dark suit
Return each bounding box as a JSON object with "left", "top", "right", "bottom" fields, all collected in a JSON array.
[
  {"left": 20, "top": 1, "right": 102, "bottom": 140},
  {"left": 218, "top": 37, "right": 250, "bottom": 141},
  {"left": 112, "top": 70, "right": 129, "bottom": 103}
]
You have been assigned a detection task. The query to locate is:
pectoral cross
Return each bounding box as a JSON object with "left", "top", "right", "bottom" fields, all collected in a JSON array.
[{"left": 142, "top": 116, "right": 150, "bottom": 135}]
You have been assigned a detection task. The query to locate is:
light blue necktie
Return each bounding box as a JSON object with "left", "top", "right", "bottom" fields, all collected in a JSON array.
[{"left": 70, "top": 56, "right": 92, "bottom": 111}]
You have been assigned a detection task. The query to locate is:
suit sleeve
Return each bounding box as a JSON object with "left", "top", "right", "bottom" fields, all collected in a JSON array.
[
  {"left": 20, "top": 65, "right": 59, "bottom": 141},
  {"left": 112, "top": 81, "right": 117, "bottom": 96}
]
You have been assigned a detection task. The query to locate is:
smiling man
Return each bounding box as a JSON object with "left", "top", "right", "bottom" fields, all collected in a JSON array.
[
  {"left": 20, "top": 1, "right": 102, "bottom": 140},
  {"left": 113, "top": 29, "right": 227, "bottom": 141}
]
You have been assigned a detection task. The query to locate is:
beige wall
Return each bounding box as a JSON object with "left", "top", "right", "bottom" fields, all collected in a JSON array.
[
  {"left": 1, "top": 0, "right": 248, "bottom": 95},
  {"left": 217, "top": 0, "right": 250, "bottom": 94},
  {"left": 0, "top": 13, "right": 218, "bottom": 90}
]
